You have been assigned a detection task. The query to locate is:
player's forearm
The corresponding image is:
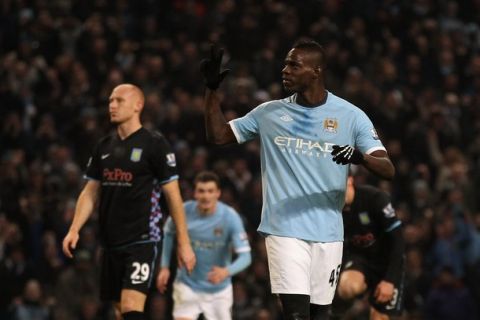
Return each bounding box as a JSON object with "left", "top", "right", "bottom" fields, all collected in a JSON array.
[
  {"left": 164, "top": 187, "right": 190, "bottom": 247},
  {"left": 385, "top": 227, "right": 405, "bottom": 282},
  {"left": 161, "top": 180, "right": 190, "bottom": 246},
  {"left": 160, "top": 232, "right": 174, "bottom": 268},
  {"left": 362, "top": 154, "right": 395, "bottom": 180},
  {"left": 69, "top": 187, "right": 97, "bottom": 233},
  {"left": 170, "top": 211, "right": 190, "bottom": 247},
  {"left": 204, "top": 89, "right": 234, "bottom": 145},
  {"left": 227, "top": 251, "right": 252, "bottom": 276}
]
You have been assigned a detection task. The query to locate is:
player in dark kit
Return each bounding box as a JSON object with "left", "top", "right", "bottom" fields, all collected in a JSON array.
[
  {"left": 332, "top": 177, "right": 405, "bottom": 320},
  {"left": 62, "top": 84, "right": 196, "bottom": 320}
]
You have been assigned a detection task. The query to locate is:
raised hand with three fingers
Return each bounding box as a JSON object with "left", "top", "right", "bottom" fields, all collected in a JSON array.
[{"left": 199, "top": 44, "right": 230, "bottom": 90}]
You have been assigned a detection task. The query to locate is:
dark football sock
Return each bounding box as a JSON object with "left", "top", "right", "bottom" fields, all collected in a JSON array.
[{"left": 122, "top": 311, "right": 144, "bottom": 320}]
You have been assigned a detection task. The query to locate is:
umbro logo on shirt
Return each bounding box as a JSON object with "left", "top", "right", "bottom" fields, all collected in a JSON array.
[{"left": 280, "top": 114, "right": 293, "bottom": 122}]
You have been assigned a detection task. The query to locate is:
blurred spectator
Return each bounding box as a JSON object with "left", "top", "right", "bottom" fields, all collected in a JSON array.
[
  {"left": 425, "top": 267, "right": 477, "bottom": 320},
  {"left": 0, "top": 244, "right": 35, "bottom": 314},
  {"left": 79, "top": 296, "right": 102, "bottom": 320},
  {"left": 403, "top": 248, "right": 430, "bottom": 318},
  {"left": 231, "top": 280, "right": 259, "bottom": 320},
  {"left": 10, "top": 279, "right": 51, "bottom": 320},
  {"left": 53, "top": 249, "right": 98, "bottom": 319},
  {"left": 34, "top": 231, "right": 64, "bottom": 295}
]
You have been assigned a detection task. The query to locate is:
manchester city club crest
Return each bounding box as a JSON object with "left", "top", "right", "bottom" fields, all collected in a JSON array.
[
  {"left": 214, "top": 227, "right": 223, "bottom": 237},
  {"left": 130, "top": 148, "right": 143, "bottom": 162},
  {"left": 323, "top": 118, "right": 338, "bottom": 133}
]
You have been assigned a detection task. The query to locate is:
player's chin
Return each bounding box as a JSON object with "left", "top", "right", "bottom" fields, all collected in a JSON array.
[
  {"left": 110, "top": 117, "right": 120, "bottom": 124},
  {"left": 197, "top": 203, "right": 208, "bottom": 211},
  {"left": 199, "top": 202, "right": 214, "bottom": 211},
  {"left": 282, "top": 82, "right": 295, "bottom": 93}
]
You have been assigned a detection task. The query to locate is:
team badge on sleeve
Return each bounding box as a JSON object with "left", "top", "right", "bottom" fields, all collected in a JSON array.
[
  {"left": 166, "top": 153, "right": 176, "bottom": 167},
  {"left": 130, "top": 148, "right": 143, "bottom": 162},
  {"left": 371, "top": 128, "right": 379, "bottom": 140}
]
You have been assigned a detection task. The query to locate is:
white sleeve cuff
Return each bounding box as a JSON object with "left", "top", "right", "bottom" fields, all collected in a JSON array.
[
  {"left": 365, "top": 146, "right": 386, "bottom": 155},
  {"left": 228, "top": 120, "right": 243, "bottom": 143}
]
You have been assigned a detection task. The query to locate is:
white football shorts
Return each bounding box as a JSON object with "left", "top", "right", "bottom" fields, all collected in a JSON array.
[
  {"left": 172, "top": 281, "right": 233, "bottom": 320},
  {"left": 265, "top": 235, "right": 343, "bottom": 305}
]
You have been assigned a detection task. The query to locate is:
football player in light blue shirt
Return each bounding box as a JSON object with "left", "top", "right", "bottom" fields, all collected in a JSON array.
[
  {"left": 200, "top": 40, "right": 395, "bottom": 320},
  {"left": 157, "top": 171, "right": 251, "bottom": 320}
]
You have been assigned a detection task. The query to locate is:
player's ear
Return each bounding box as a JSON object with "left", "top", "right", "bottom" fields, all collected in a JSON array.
[{"left": 135, "top": 101, "right": 143, "bottom": 113}]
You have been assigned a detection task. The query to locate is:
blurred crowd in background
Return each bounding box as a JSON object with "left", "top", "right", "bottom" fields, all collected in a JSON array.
[{"left": 1, "top": 0, "right": 480, "bottom": 319}]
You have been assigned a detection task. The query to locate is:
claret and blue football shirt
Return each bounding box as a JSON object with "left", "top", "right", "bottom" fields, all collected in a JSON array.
[{"left": 85, "top": 128, "right": 178, "bottom": 247}]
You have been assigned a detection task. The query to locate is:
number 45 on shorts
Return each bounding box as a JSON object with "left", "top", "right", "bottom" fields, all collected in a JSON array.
[{"left": 329, "top": 264, "right": 341, "bottom": 287}]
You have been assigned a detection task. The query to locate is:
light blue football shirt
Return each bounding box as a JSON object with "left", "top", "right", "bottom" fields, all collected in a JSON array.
[
  {"left": 229, "top": 92, "right": 386, "bottom": 242},
  {"left": 163, "top": 200, "right": 251, "bottom": 293}
]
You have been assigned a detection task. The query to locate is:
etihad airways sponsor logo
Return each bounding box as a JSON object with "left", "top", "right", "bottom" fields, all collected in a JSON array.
[
  {"left": 273, "top": 136, "right": 335, "bottom": 158},
  {"left": 192, "top": 239, "right": 225, "bottom": 250}
]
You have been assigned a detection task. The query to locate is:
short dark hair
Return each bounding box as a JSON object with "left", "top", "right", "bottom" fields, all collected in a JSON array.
[
  {"left": 194, "top": 171, "right": 220, "bottom": 188},
  {"left": 292, "top": 38, "right": 326, "bottom": 69}
]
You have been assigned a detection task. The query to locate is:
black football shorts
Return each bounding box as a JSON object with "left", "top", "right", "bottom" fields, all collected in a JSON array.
[
  {"left": 100, "top": 241, "right": 160, "bottom": 301},
  {"left": 342, "top": 253, "right": 405, "bottom": 315}
]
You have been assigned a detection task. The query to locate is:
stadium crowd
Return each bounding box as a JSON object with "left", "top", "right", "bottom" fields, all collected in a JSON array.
[{"left": 1, "top": 0, "right": 480, "bottom": 319}]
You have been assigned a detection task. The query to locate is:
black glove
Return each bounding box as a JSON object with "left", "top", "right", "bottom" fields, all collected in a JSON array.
[
  {"left": 200, "top": 44, "right": 230, "bottom": 90},
  {"left": 331, "top": 145, "right": 365, "bottom": 165}
]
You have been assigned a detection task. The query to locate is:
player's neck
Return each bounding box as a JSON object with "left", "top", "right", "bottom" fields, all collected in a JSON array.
[
  {"left": 197, "top": 204, "right": 217, "bottom": 216},
  {"left": 117, "top": 120, "right": 142, "bottom": 140},
  {"left": 295, "top": 87, "right": 327, "bottom": 107}
]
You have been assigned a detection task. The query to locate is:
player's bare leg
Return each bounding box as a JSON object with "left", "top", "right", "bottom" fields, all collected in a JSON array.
[
  {"left": 120, "top": 289, "right": 147, "bottom": 319},
  {"left": 114, "top": 302, "right": 122, "bottom": 320},
  {"left": 337, "top": 270, "right": 367, "bottom": 299}
]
